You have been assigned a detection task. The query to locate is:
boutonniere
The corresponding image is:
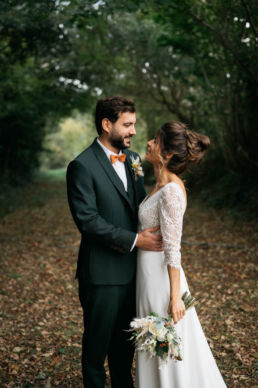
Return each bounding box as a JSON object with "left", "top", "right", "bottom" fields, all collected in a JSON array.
[{"left": 130, "top": 156, "right": 144, "bottom": 181}]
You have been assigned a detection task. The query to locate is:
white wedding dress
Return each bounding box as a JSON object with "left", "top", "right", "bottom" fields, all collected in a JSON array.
[{"left": 136, "top": 182, "right": 227, "bottom": 388}]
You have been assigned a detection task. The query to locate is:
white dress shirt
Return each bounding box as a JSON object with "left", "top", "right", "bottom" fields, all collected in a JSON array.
[
  {"left": 97, "top": 138, "right": 138, "bottom": 251},
  {"left": 97, "top": 138, "right": 128, "bottom": 191}
]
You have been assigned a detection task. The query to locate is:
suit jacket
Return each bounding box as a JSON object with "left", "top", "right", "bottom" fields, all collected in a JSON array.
[{"left": 66, "top": 138, "right": 146, "bottom": 285}]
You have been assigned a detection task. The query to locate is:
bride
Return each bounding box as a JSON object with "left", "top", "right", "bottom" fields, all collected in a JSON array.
[{"left": 136, "top": 121, "right": 227, "bottom": 388}]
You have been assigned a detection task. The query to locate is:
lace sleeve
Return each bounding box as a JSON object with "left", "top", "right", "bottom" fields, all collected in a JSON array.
[{"left": 158, "top": 183, "right": 186, "bottom": 269}]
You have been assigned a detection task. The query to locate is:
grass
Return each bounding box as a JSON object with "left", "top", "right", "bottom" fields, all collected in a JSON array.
[
  {"left": 36, "top": 168, "right": 67, "bottom": 182},
  {"left": 0, "top": 169, "right": 67, "bottom": 219}
]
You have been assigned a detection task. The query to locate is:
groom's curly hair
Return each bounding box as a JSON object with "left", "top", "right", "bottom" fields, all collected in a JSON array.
[{"left": 95, "top": 96, "right": 135, "bottom": 135}]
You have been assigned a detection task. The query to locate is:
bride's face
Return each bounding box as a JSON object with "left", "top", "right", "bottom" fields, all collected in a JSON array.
[{"left": 145, "top": 135, "right": 161, "bottom": 165}]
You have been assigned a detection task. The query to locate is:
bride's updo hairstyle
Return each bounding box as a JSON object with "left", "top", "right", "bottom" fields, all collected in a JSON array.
[{"left": 158, "top": 121, "right": 210, "bottom": 176}]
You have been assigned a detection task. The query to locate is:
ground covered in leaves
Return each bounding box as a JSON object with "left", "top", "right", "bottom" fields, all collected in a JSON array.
[{"left": 0, "top": 179, "right": 257, "bottom": 387}]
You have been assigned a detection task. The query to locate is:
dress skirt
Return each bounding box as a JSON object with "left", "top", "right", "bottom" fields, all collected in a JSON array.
[{"left": 136, "top": 249, "right": 227, "bottom": 388}]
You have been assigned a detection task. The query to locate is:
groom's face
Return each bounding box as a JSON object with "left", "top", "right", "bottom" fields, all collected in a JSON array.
[{"left": 109, "top": 112, "right": 136, "bottom": 150}]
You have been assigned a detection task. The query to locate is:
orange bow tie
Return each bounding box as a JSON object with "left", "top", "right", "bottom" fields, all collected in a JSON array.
[{"left": 110, "top": 153, "right": 126, "bottom": 164}]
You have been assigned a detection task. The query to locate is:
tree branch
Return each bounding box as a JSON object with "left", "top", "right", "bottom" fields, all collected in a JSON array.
[
  {"left": 241, "top": 0, "right": 258, "bottom": 36},
  {"left": 189, "top": 11, "right": 254, "bottom": 79}
]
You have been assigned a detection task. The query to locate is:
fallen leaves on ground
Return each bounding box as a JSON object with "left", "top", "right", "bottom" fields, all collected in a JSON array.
[{"left": 0, "top": 181, "right": 257, "bottom": 387}]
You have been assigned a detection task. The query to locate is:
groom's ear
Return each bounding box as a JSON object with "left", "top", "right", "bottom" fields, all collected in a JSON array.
[{"left": 102, "top": 118, "right": 112, "bottom": 135}]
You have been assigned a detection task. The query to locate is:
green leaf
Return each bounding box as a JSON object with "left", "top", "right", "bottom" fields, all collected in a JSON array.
[{"left": 35, "top": 372, "right": 47, "bottom": 380}]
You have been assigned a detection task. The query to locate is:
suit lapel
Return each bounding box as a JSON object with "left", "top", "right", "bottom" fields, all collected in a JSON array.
[
  {"left": 124, "top": 149, "right": 139, "bottom": 206},
  {"left": 91, "top": 139, "right": 134, "bottom": 212}
]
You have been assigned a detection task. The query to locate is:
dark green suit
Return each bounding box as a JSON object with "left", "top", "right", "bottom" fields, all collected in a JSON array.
[{"left": 66, "top": 138, "right": 146, "bottom": 387}]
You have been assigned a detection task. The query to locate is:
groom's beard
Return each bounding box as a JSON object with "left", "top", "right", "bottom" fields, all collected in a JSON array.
[{"left": 109, "top": 133, "right": 132, "bottom": 150}]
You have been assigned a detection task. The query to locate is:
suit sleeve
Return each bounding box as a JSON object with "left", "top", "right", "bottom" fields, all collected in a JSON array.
[{"left": 66, "top": 159, "right": 136, "bottom": 253}]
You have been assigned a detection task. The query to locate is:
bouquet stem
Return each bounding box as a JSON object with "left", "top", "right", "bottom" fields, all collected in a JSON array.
[{"left": 181, "top": 291, "right": 197, "bottom": 311}]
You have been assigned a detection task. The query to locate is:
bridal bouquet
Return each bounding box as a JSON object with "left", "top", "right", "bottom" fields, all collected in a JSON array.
[{"left": 129, "top": 292, "right": 197, "bottom": 366}]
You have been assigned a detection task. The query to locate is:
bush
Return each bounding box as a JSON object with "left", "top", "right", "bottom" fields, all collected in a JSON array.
[{"left": 142, "top": 159, "right": 155, "bottom": 186}]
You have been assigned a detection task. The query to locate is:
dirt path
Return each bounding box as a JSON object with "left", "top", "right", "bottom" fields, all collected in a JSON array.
[{"left": 0, "top": 180, "right": 257, "bottom": 387}]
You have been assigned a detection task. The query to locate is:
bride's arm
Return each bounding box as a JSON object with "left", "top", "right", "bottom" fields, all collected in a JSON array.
[
  {"left": 167, "top": 267, "right": 185, "bottom": 324},
  {"left": 158, "top": 184, "right": 186, "bottom": 324}
]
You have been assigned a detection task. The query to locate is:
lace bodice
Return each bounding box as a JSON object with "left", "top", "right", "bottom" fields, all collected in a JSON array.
[{"left": 138, "top": 182, "right": 186, "bottom": 269}]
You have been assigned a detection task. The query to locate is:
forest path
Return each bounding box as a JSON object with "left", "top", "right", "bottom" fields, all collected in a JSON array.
[{"left": 0, "top": 180, "right": 256, "bottom": 387}]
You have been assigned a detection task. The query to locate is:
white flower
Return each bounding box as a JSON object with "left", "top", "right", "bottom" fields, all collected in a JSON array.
[
  {"left": 130, "top": 156, "right": 144, "bottom": 181},
  {"left": 130, "top": 317, "right": 152, "bottom": 329},
  {"left": 149, "top": 323, "right": 168, "bottom": 341},
  {"left": 166, "top": 333, "right": 173, "bottom": 342}
]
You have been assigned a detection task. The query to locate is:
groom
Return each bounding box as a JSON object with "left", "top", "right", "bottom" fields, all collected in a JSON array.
[{"left": 66, "top": 96, "right": 162, "bottom": 388}]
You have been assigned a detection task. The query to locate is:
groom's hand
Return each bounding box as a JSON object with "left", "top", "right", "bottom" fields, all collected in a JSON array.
[{"left": 136, "top": 226, "right": 163, "bottom": 251}]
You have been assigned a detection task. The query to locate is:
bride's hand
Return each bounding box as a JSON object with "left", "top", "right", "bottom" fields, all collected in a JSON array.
[{"left": 168, "top": 297, "right": 186, "bottom": 324}]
